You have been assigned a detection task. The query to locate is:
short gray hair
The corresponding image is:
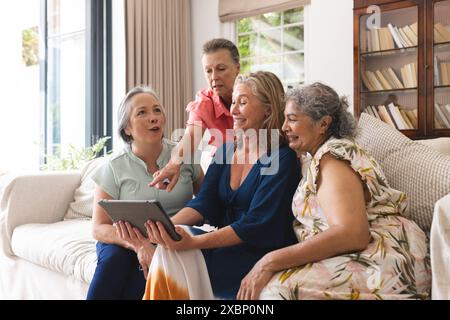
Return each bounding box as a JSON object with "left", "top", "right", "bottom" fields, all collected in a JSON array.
[
  {"left": 202, "top": 38, "right": 240, "bottom": 65},
  {"left": 118, "top": 86, "right": 161, "bottom": 144},
  {"left": 286, "top": 82, "right": 356, "bottom": 139}
]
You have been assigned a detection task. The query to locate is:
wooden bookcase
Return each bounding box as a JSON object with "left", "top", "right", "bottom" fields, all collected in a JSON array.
[{"left": 354, "top": 0, "right": 450, "bottom": 139}]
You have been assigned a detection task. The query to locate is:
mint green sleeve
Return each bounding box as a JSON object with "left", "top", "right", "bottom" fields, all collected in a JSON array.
[
  {"left": 192, "top": 163, "right": 202, "bottom": 182},
  {"left": 91, "top": 161, "right": 120, "bottom": 199}
]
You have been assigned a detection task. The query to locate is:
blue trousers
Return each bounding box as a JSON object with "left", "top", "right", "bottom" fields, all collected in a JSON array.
[{"left": 86, "top": 242, "right": 146, "bottom": 300}]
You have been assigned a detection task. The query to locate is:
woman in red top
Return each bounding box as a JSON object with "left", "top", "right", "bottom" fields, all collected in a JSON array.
[{"left": 150, "top": 38, "right": 240, "bottom": 191}]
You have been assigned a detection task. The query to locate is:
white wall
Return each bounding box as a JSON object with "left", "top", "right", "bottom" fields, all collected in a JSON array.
[
  {"left": 190, "top": 0, "right": 223, "bottom": 97},
  {"left": 0, "top": 0, "right": 41, "bottom": 171},
  {"left": 190, "top": 0, "right": 354, "bottom": 107},
  {"left": 307, "top": 0, "right": 354, "bottom": 107}
]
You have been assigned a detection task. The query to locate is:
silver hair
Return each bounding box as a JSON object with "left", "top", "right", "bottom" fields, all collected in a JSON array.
[
  {"left": 117, "top": 86, "right": 162, "bottom": 144},
  {"left": 286, "top": 82, "right": 356, "bottom": 139}
]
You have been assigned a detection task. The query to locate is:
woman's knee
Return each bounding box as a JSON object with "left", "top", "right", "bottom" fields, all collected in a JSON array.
[{"left": 96, "top": 242, "right": 136, "bottom": 266}]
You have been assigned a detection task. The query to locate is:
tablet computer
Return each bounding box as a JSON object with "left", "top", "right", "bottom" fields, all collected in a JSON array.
[{"left": 98, "top": 199, "right": 181, "bottom": 241}]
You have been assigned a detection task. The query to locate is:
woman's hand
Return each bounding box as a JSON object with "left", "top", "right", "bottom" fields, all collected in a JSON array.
[
  {"left": 145, "top": 220, "right": 197, "bottom": 251},
  {"left": 115, "top": 221, "right": 155, "bottom": 276},
  {"left": 149, "top": 161, "right": 182, "bottom": 192},
  {"left": 135, "top": 245, "right": 155, "bottom": 279},
  {"left": 237, "top": 255, "right": 275, "bottom": 300},
  {"left": 115, "top": 221, "right": 145, "bottom": 251}
]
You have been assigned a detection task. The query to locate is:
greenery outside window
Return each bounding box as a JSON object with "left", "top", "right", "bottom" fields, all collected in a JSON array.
[{"left": 237, "top": 7, "right": 305, "bottom": 88}]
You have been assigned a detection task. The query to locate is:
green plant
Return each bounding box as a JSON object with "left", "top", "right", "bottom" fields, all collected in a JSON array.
[
  {"left": 41, "top": 136, "right": 111, "bottom": 171},
  {"left": 22, "top": 26, "right": 39, "bottom": 67}
]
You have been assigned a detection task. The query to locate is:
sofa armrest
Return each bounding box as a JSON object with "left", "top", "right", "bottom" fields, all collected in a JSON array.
[
  {"left": 430, "top": 193, "right": 450, "bottom": 300},
  {"left": 0, "top": 171, "right": 81, "bottom": 256}
]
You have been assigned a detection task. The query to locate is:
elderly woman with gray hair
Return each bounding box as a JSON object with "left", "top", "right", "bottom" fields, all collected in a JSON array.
[
  {"left": 238, "top": 82, "right": 430, "bottom": 300},
  {"left": 87, "top": 86, "right": 203, "bottom": 300}
]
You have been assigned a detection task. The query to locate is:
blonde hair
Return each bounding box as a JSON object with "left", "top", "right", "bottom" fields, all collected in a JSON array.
[{"left": 234, "top": 71, "right": 287, "bottom": 148}]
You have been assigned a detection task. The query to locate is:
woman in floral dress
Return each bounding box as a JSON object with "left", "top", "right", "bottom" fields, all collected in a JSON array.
[{"left": 238, "top": 82, "right": 431, "bottom": 300}]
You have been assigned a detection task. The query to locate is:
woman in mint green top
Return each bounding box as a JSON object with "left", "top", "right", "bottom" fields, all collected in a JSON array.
[{"left": 87, "top": 86, "right": 203, "bottom": 300}]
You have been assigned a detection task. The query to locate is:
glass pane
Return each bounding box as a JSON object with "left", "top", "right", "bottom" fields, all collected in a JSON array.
[
  {"left": 284, "top": 8, "right": 304, "bottom": 24},
  {"left": 47, "top": 15, "right": 85, "bottom": 159},
  {"left": 360, "top": 6, "right": 417, "bottom": 53},
  {"left": 284, "top": 53, "right": 304, "bottom": 83},
  {"left": 260, "top": 28, "right": 282, "bottom": 55},
  {"left": 238, "top": 33, "right": 257, "bottom": 58},
  {"left": 240, "top": 59, "right": 252, "bottom": 74},
  {"left": 284, "top": 25, "right": 304, "bottom": 52},
  {"left": 361, "top": 92, "right": 418, "bottom": 129},
  {"left": 259, "top": 12, "right": 281, "bottom": 28},
  {"left": 251, "top": 56, "right": 283, "bottom": 79},
  {"left": 237, "top": 17, "right": 257, "bottom": 33},
  {"left": 48, "top": 0, "right": 85, "bottom": 36},
  {"left": 434, "top": 1, "right": 450, "bottom": 44},
  {"left": 435, "top": 87, "right": 450, "bottom": 129},
  {"left": 434, "top": 43, "right": 450, "bottom": 86}
]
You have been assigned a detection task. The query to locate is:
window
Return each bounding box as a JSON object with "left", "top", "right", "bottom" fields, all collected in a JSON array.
[
  {"left": 0, "top": 0, "right": 111, "bottom": 172},
  {"left": 46, "top": 0, "right": 86, "bottom": 157},
  {"left": 236, "top": 7, "right": 306, "bottom": 88},
  {"left": 42, "top": 0, "right": 112, "bottom": 165}
]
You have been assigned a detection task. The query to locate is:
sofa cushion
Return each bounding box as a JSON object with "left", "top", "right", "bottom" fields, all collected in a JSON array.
[
  {"left": 64, "top": 157, "right": 106, "bottom": 220},
  {"left": 11, "top": 220, "right": 97, "bottom": 284},
  {"left": 355, "top": 113, "right": 450, "bottom": 234},
  {"left": 418, "top": 137, "right": 450, "bottom": 157}
]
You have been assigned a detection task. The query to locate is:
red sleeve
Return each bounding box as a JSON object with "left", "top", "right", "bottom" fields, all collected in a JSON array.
[{"left": 186, "top": 98, "right": 213, "bottom": 129}]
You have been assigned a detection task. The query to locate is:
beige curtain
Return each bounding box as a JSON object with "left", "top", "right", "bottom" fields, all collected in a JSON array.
[
  {"left": 219, "top": 0, "right": 310, "bottom": 22},
  {"left": 125, "top": 0, "right": 192, "bottom": 138}
]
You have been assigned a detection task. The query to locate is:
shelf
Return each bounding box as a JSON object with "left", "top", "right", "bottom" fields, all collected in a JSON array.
[
  {"left": 360, "top": 87, "right": 417, "bottom": 94},
  {"left": 360, "top": 46, "right": 417, "bottom": 58},
  {"left": 435, "top": 85, "right": 450, "bottom": 90},
  {"left": 434, "top": 41, "right": 450, "bottom": 47}
]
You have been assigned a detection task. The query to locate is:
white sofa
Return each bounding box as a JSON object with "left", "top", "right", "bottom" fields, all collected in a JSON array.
[{"left": 1, "top": 116, "right": 450, "bottom": 300}]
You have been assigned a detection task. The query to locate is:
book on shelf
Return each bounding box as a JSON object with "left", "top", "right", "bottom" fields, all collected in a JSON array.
[
  {"left": 439, "top": 61, "right": 450, "bottom": 85},
  {"left": 388, "top": 23, "right": 404, "bottom": 48},
  {"left": 403, "top": 24, "right": 418, "bottom": 46},
  {"left": 435, "top": 56, "right": 441, "bottom": 85},
  {"left": 399, "top": 109, "right": 414, "bottom": 129},
  {"left": 378, "top": 105, "right": 398, "bottom": 128},
  {"left": 363, "top": 104, "right": 417, "bottom": 129},
  {"left": 387, "top": 67, "right": 404, "bottom": 88},
  {"left": 375, "top": 70, "right": 393, "bottom": 90},
  {"left": 365, "top": 22, "right": 418, "bottom": 52},
  {"left": 361, "top": 68, "right": 404, "bottom": 91},
  {"left": 387, "top": 102, "right": 410, "bottom": 129},
  {"left": 400, "top": 62, "right": 417, "bottom": 88},
  {"left": 434, "top": 22, "right": 450, "bottom": 43},
  {"left": 379, "top": 27, "right": 395, "bottom": 50},
  {"left": 435, "top": 103, "right": 450, "bottom": 129}
]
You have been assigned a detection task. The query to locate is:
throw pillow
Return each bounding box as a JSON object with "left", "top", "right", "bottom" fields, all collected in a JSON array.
[
  {"left": 355, "top": 113, "right": 450, "bottom": 234},
  {"left": 64, "top": 157, "right": 106, "bottom": 220}
]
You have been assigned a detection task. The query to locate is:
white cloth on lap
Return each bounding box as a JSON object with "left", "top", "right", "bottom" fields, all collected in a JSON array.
[
  {"left": 143, "top": 226, "right": 214, "bottom": 300},
  {"left": 430, "top": 193, "right": 450, "bottom": 300}
]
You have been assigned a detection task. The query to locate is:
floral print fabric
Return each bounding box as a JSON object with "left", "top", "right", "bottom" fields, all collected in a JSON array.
[{"left": 261, "top": 138, "right": 431, "bottom": 300}]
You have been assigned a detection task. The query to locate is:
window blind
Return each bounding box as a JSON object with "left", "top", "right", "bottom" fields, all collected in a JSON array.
[{"left": 218, "top": 0, "right": 310, "bottom": 22}]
